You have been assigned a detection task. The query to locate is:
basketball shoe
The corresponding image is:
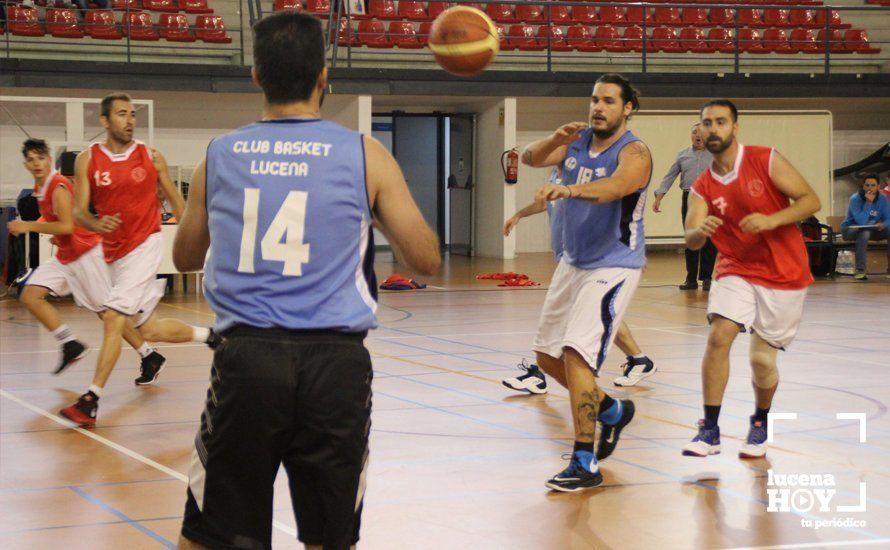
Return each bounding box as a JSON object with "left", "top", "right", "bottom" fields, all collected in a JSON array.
[
  {"left": 739, "top": 416, "right": 768, "bottom": 458},
  {"left": 546, "top": 451, "right": 603, "bottom": 492},
  {"left": 596, "top": 399, "right": 635, "bottom": 460},
  {"left": 502, "top": 359, "right": 547, "bottom": 394},
  {"left": 682, "top": 420, "right": 721, "bottom": 456},
  {"left": 53, "top": 340, "right": 88, "bottom": 375},
  {"left": 613, "top": 356, "right": 656, "bottom": 387},
  {"left": 60, "top": 391, "right": 99, "bottom": 428},
  {"left": 135, "top": 351, "right": 167, "bottom": 385}
]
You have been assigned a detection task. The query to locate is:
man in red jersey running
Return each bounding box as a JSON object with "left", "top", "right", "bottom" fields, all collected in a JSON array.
[
  {"left": 9, "top": 138, "right": 165, "bottom": 375},
  {"left": 63, "top": 93, "right": 219, "bottom": 427},
  {"left": 681, "top": 99, "right": 821, "bottom": 459}
]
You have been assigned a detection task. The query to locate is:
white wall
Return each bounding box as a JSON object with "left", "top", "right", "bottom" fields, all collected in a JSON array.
[{"left": 474, "top": 98, "right": 516, "bottom": 259}]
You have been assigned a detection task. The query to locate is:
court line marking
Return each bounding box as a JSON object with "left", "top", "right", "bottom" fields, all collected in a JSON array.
[
  {"left": 727, "top": 539, "right": 890, "bottom": 550},
  {"left": 0, "top": 388, "right": 298, "bottom": 538},
  {"left": 69, "top": 486, "right": 175, "bottom": 548}
]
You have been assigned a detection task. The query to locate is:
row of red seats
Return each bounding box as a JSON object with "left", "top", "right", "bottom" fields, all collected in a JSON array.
[
  {"left": 19, "top": 0, "right": 216, "bottom": 13},
  {"left": 4, "top": 6, "right": 231, "bottom": 42},
  {"left": 338, "top": 19, "right": 880, "bottom": 54}
]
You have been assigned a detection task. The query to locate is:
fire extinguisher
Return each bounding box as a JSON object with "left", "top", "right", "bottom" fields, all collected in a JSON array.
[{"left": 501, "top": 148, "right": 519, "bottom": 185}]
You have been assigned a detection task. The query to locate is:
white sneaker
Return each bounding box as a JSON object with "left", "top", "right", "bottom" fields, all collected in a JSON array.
[
  {"left": 682, "top": 420, "right": 721, "bottom": 457},
  {"left": 502, "top": 359, "right": 547, "bottom": 395},
  {"left": 613, "top": 356, "right": 657, "bottom": 387}
]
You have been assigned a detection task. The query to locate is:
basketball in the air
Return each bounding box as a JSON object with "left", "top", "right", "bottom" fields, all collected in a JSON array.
[{"left": 428, "top": 6, "right": 499, "bottom": 77}]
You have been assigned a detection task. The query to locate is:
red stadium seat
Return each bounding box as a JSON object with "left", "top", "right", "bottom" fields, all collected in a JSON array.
[
  {"left": 650, "top": 26, "right": 685, "bottom": 52},
  {"left": 397, "top": 1, "right": 428, "bottom": 20},
  {"left": 463, "top": 3, "right": 484, "bottom": 11},
  {"left": 789, "top": 28, "right": 820, "bottom": 53},
  {"left": 495, "top": 23, "right": 512, "bottom": 51},
  {"left": 142, "top": 0, "right": 178, "bottom": 12},
  {"left": 8, "top": 6, "right": 45, "bottom": 37},
  {"left": 762, "top": 9, "right": 789, "bottom": 27},
  {"left": 622, "top": 25, "right": 649, "bottom": 52},
  {"left": 427, "top": 2, "right": 449, "bottom": 19},
  {"left": 112, "top": 0, "right": 140, "bottom": 11},
  {"left": 654, "top": 7, "right": 681, "bottom": 26},
  {"left": 85, "top": 10, "right": 122, "bottom": 39},
  {"left": 595, "top": 24, "right": 629, "bottom": 52},
  {"left": 46, "top": 7, "right": 84, "bottom": 38},
  {"left": 815, "top": 9, "right": 849, "bottom": 30},
  {"left": 196, "top": 14, "right": 231, "bottom": 43},
  {"left": 707, "top": 27, "right": 736, "bottom": 53},
  {"left": 738, "top": 28, "right": 765, "bottom": 53},
  {"left": 679, "top": 27, "right": 713, "bottom": 53},
  {"left": 357, "top": 19, "right": 390, "bottom": 47},
  {"left": 598, "top": 6, "right": 626, "bottom": 26},
  {"left": 546, "top": 5, "right": 570, "bottom": 24},
  {"left": 537, "top": 25, "right": 571, "bottom": 51},
  {"left": 738, "top": 9, "right": 763, "bottom": 28},
  {"left": 761, "top": 28, "right": 792, "bottom": 53},
  {"left": 158, "top": 12, "right": 194, "bottom": 41},
  {"left": 816, "top": 28, "right": 846, "bottom": 53},
  {"left": 625, "top": 6, "right": 653, "bottom": 25},
  {"left": 485, "top": 3, "right": 516, "bottom": 24},
  {"left": 514, "top": 4, "right": 543, "bottom": 24},
  {"left": 274, "top": 0, "right": 303, "bottom": 11},
  {"left": 788, "top": 9, "right": 815, "bottom": 28},
  {"left": 566, "top": 24, "right": 600, "bottom": 52},
  {"left": 681, "top": 8, "right": 708, "bottom": 27},
  {"left": 305, "top": 0, "right": 331, "bottom": 16},
  {"left": 389, "top": 21, "right": 423, "bottom": 48},
  {"left": 417, "top": 21, "right": 432, "bottom": 45},
  {"left": 708, "top": 8, "right": 733, "bottom": 27},
  {"left": 122, "top": 11, "right": 160, "bottom": 40},
  {"left": 337, "top": 18, "right": 359, "bottom": 46},
  {"left": 508, "top": 24, "right": 543, "bottom": 50},
  {"left": 181, "top": 0, "right": 214, "bottom": 14},
  {"left": 367, "top": 0, "right": 397, "bottom": 19},
  {"left": 844, "top": 29, "right": 880, "bottom": 53},
  {"left": 571, "top": 5, "right": 597, "bottom": 24}
]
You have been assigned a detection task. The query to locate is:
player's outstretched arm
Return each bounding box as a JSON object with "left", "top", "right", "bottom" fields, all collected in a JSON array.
[
  {"left": 173, "top": 158, "right": 210, "bottom": 272},
  {"left": 739, "top": 151, "right": 821, "bottom": 234},
  {"left": 568, "top": 141, "right": 653, "bottom": 203},
  {"left": 153, "top": 149, "right": 186, "bottom": 221},
  {"left": 365, "top": 136, "right": 441, "bottom": 276},
  {"left": 522, "top": 121, "right": 586, "bottom": 168},
  {"left": 73, "top": 150, "right": 120, "bottom": 234},
  {"left": 685, "top": 192, "right": 722, "bottom": 250},
  {"left": 504, "top": 200, "right": 547, "bottom": 236}
]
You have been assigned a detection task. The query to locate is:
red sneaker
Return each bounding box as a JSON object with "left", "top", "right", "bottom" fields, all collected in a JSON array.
[{"left": 60, "top": 392, "right": 98, "bottom": 427}]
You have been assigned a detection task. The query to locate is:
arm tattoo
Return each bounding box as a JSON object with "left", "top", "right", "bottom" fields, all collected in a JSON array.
[
  {"left": 577, "top": 390, "right": 601, "bottom": 439},
  {"left": 628, "top": 142, "right": 651, "bottom": 161}
]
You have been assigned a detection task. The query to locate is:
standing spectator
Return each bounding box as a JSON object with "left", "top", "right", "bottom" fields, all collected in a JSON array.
[
  {"left": 880, "top": 175, "right": 890, "bottom": 201},
  {"left": 653, "top": 123, "right": 716, "bottom": 291},
  {"left": 841, "top": 173, "right": 890, "bottom": 280}
]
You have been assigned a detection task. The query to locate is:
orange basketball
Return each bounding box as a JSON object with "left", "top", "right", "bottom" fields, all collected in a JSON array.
[{"left": 428, "top": 6, "right": 499, "bottom": 77}]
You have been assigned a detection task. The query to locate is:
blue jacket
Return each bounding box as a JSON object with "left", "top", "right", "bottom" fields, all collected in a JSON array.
[{"left": 841, "top": 191, "right": 889, "bottom": 229}]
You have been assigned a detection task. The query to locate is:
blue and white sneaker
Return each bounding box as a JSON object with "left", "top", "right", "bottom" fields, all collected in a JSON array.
[
  {"left": 613, "top": 356, "right": 657, "bottom": 387},
  {"left": 502, "top": 359, "right": 547, "bottom": 395},
  {"left": 739, "top": 416, "right": 768, "bottom": 458},
  {"left": 682, "top": 420, "right": 721, "bottom": 457},
  {"left": 13, "top": 267, "right": 34, "bottom": 299},
  {"left": 545, "top": 451, "right": 603, "bottom": 492}
]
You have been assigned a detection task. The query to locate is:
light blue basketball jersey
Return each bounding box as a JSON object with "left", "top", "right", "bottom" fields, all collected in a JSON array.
[
  {"left": 560, "top": 129, "right": 650, "bottom": 269},
  {"left": 545, "top": 166, "right": 565, "bottom": 262},
  {"left": 203, "top": 117, "right": 377, "bottom": 333}
]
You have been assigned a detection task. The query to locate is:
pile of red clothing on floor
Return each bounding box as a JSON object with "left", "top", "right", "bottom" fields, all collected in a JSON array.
[
  {"left": 475, "top": 272, "right": 540, "bottom": 287},
  {"left": 380, "top": 274, "right": 427, "bottom": 290}
]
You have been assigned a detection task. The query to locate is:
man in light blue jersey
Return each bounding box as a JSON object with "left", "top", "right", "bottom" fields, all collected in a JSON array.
[
  {"left": 522, "top": 74, "right": 652, "bottom": 492},
  {"left": 500, "top": 167, "right": 656, "bottom": 394},
  {"left": 173, "top": 12, "right": 440, "bottom": 550}
]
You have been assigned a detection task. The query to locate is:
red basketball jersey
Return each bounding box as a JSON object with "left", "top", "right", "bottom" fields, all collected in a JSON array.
[
  {"left": 35, "top": 172, "right": 102, "bottom": 265},
  {"left": 691, "top": 145, "right": 813, "bottom": 290},
  {"left": 88, "top": 141, "right": 160, "bottom": 262}
]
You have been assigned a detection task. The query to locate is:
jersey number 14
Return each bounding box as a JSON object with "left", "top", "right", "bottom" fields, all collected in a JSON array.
[{"left": 238, "top": 189, "right": 311, "bottom": 276}]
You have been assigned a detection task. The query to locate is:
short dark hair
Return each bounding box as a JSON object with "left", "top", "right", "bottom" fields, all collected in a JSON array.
[
  {"left": 101, "top": 92, "right": 133, "bottom": 118},
  {"left": 863, "top": 173, "right": 880, "bottom": 184},
  {"left": 595, "top": 73, "right": 640, "bottom": 112},
  {"left": 700, "top": 99, "right": 738, "bottom": 122},
  {"left": 22, "top": 138, "right": 50, "bottom": 158},
  {"left": 253, "top": 12, "right": 325, "bottom": 105}
]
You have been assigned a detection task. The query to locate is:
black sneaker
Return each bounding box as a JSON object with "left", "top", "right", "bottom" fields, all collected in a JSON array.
[
  {"left": 134, "top": 351, "right": 167, "bottom": 385},
  {"left": 60, "top": 391, "right": 99, "bottom": 427},
  {"left": 206, "top": 328, "right": 223, "bottom": 350},
  {"left": 596, "top": 399, "right": 635, "bottom": 461},
  {"left": 53, "top": 340, "right": 88, "bottom": 375},
  {"left": 679, "top": 279, "right": 698, "bottom": 290},
  {"left": 545, "top": 451, "right": 604, "bottom": 492},
  {"left": 702, "top": 279, "right": 712, "bottom": 292}
]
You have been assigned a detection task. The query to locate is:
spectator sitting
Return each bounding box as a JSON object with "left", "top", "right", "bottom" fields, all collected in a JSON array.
[{"left": 840, "top": 173, "right": 890, "bottom": 280}]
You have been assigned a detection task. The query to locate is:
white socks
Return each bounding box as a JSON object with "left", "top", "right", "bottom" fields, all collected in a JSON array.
[
  {"left": 88, "top": 384, "right": 103, "bottom": 398},
  {"left": 192, "top": 326, "right": 211, "bottom": 344},
  {"left": 137, "top": 343, "right": 154, "bottom": 358},
  {"left": 53, "top": 325, "right": 77, "bottom": 344}
]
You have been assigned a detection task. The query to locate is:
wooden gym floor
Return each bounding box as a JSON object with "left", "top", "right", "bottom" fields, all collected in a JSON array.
[{"left": 1, "top": 252, "right": 889, "bottom": 550}]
